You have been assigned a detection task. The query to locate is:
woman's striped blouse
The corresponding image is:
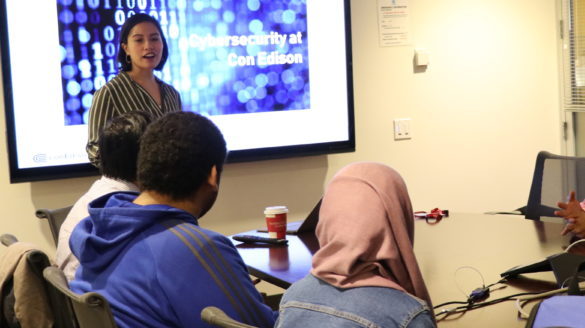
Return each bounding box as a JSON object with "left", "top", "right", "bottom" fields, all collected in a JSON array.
[{"left": 86, "top": 71, "right": 182, "bottom": 167}]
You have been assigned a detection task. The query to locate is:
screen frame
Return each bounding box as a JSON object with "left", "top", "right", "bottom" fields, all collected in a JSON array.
[{"left": 0, "top": 0, "right": 355, "bottom": 183}]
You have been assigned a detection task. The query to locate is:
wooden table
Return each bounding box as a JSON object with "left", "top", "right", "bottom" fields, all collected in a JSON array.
[
  {"left": 233, "top": 231, "right": 318, "bottom": 289},
  {"left": 233, "top": 213, "right": 579, "bottom": 327}
]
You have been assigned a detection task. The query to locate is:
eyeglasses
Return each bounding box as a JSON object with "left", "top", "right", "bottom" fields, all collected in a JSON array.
[{"left": 414, "top": 208, "right": 449, "bottom": 224}]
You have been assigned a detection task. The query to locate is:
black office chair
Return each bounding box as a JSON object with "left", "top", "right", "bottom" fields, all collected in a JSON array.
[
  {"left": 524, "top": 151, "right": 585, "bottom": 220},
  {"left": 36, "top": 205, "right": 73, "bottom": 246},
  {"left": 43, "top": 266, "right": 118, "bottom": 328},
  {"left": 201, "top": 306, "right": 258, "bottom": 328},
  {"left": 0, "top": 233, "right": 77, "bottom": 328}
]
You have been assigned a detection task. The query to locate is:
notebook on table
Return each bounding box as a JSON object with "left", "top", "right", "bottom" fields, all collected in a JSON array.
[{"left": 257, "top": 198, "right": 322, "bottom": 235}]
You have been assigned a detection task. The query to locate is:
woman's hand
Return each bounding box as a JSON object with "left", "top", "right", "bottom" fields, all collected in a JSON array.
[{"left": 555, "top": 191, "right": 585, "bottom": 237}]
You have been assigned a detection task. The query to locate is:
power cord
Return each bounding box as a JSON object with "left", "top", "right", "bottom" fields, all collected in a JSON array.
[
  {"left": 565, "top": 238, "right": 585, "bottom": 253},
  {"left": 434, "top": 266, "right": 509, "bottom": 317},
  {"left": 435, "top": 242, "right": 585, "bottom": 319},
  {"left": 453, "top": 266, "right": 486, "bottom": 300},
  {"left": 434, "top": 290, "right": 546, "bottom": 318},
  {"left": 435, "top": 278, "right": 585, "bottom": 319},
  {"left": 514, "top": 281, "right": 585, "bottom": 319},
  {"left": 433, "top": 279, "right": 506, "bottom": 310},
  {"left": 453, "top": 266, "right": 503, "bottom": 304}
]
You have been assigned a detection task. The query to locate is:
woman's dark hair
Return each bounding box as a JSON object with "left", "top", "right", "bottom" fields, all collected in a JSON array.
[
  {"left": 137, "top": 112, "right": 227, "bottom": 201},
  {"left": 117, "top": 13, "right": 169, "bottom": 72},
  {"left": 99, "top": 111, "right": 153, "bottom": 182}
]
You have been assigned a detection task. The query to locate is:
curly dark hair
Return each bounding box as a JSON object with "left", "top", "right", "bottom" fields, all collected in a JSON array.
[
  {"left": 99, "top": 111, "right": 153, "bottom": 182},
  {"left": 137, "top": 112, "right": 227, "bottom": 200},
  {"left": 117, "top": 13, "right": 169, "bottom": 72}
]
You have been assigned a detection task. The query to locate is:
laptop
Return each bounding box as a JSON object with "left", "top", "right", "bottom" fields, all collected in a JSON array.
[{"left": 257, "top": 198, "right": 322, "bottom": 235}]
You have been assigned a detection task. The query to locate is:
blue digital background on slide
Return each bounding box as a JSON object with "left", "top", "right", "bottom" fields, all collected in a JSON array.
[{"left": 57, "top": 0, "right": 310, "bottom": 125}]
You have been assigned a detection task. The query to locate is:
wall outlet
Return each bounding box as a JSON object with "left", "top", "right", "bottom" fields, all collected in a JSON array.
[{"left": 394, "top": 118, "right": 412, "bottom": 140}]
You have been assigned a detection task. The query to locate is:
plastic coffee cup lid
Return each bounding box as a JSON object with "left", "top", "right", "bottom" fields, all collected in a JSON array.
[{"left": 264, "top": 206, "right": 288, "bottom": 215}]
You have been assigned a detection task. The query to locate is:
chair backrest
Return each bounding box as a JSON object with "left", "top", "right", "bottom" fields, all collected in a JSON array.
[
  {"left": 43, "top": 266, "right": 118, "bottom": 328},
  {"left": 0, "top": 233, "right": 77, "bottom": 328},
  {"left": 27, "top": 251, "right": 78, "bottom": 328},
  {"left": 201, "top": 306, "right": 258, "bottom": 328},
  {"left": 35, "top": 205, "right": 73, "bottom": 246},
  {"left": 525, "top": 151, "right": 585, "bottom": 220}
]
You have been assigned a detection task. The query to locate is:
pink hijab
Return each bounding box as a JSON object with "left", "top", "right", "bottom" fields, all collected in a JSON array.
[{"left": 311, "top": 162, "right": 433, "bottom": 309}]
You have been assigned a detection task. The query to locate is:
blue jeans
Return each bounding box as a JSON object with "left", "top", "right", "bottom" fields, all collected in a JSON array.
[{"left": 275, "top": 274, "right": 435, "bottom": 328}]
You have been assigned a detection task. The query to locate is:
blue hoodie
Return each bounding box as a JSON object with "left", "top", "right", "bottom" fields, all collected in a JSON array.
[{"left": 69, "top": 192, "right": 276, "bottom": 328}]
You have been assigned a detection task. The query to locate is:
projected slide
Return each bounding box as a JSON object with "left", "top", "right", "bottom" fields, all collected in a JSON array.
[
  {"left": 58, "top": 0, "right": 310, "bottom": 125},
  {"left": 1, "top": 0, "right": 353, "bottom": 182}
]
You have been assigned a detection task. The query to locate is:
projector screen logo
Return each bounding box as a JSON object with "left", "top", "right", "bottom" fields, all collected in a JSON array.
[
  {"left": 32, "top": 154, "right": 47, "bottom": 163},
  {"left": 57, "top": 0, "right": 311, "bottom": 125}
]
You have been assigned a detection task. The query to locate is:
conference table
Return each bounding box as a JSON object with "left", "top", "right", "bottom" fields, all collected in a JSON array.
[{"left": 232, "top": 213, "right": 579, "bottom": 327}]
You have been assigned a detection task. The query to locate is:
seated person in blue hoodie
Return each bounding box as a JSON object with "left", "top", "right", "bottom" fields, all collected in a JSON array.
[
  {"left": 57, "top": 110, "right": 152, "bottom": 281},
  {"left": 69, "top": 111, "right": 276, "bottom": 328}
]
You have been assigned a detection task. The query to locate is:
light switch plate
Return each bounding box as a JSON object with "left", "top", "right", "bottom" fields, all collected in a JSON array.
[
  {"left": 414, "top": 49, "right": 429, "bottom": 66},
  {"left": 394, "top": 118, "right": 412, "bottom": 140}
]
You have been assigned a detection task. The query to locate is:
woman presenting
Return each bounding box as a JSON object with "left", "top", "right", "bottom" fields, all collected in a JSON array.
[{"left": 86, "top": 13, "right": 181, "bottom": 166}]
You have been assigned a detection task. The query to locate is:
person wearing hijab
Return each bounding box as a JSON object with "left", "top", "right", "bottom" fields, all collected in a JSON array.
[{"left": 276, "top": 162, "right": 436, "bottom": 328}]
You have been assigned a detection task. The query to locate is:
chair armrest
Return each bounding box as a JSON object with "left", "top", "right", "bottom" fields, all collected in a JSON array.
[
  {"left": 201, "top": 306, "right": 257, "bottom": 328},
  {"left": 0, "top": 234, "right": 18, "bottom": 247}
]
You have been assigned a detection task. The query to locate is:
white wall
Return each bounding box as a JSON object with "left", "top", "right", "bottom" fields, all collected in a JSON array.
[
  {"left": 335, "top": 0, "right": 561, "bottom": 213},
  {"left": 0, "top": 0, "right": 561, "bottom": 260}
]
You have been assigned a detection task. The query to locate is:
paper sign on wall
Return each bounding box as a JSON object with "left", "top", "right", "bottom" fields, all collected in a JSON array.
[{"left": 377, "top": 0, "right": 411, "bottom": 47}]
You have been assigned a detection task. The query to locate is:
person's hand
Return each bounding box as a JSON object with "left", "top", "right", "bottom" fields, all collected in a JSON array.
[{"left": 555, "top": 191, "right": 585, "bottom": 237}]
